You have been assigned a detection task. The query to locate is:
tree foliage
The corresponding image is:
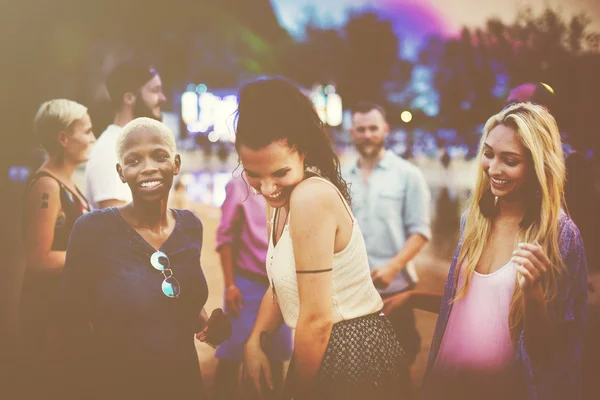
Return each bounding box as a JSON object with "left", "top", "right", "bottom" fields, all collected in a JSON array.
[
  {"left": 420, "top": 7, "right": 600, "bottom": 150},
  {"left": 284, "top": 12, "right": 405, "bottom": 108}
]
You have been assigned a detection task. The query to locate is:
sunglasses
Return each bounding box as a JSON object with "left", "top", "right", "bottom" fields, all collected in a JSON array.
[{"left": 150, "top": 251, "right": 181, "bottom": 298}]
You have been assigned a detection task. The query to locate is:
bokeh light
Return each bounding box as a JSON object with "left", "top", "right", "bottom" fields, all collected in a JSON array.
[{"left": 208, "top": 131, "right": 220, "bottom": 143}]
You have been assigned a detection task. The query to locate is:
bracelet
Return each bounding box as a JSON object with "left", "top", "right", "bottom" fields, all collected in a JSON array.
[{"left": 226, "top": 284, "right": 237, "bottom": 291}]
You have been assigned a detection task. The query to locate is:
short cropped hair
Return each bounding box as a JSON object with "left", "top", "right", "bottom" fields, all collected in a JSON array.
[
  {"left": 351, "top": 101, "right": 387, "bottom": 120},
  {"left": 116, "top": 117, "right": 176, "bottom": 163},
  {"left": 34, "top": 99, "right": 88, "bottom": 155}
]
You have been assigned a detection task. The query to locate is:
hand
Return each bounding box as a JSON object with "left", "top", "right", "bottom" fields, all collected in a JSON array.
[
  {"left": 371, "top": 262, "right": 400, "bottom": 290},
  {"left": 511, "top": 242, "right": 550, "bottom": 294},
  {"left": 243, "top": 340, "right": 274, "bottom": 397},
  {"left": 382, "top": 291, "right": 412, "bottom": 315},
  {"left": 225, "top": 285, "right": 244, "bottom": 318},
  {"left": 196, "top": 308, "right": 232, "bottom": 346}
]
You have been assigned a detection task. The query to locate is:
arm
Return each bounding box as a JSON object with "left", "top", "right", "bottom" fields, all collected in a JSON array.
[
  {"left": 512, "top": 242, "right": 573, "bottom": 362},
  {"left": 288, "top": 180, "right": 336, "bottom": 391},
  {"left": 218, "top": 244, "right": 244, "bottom": 317},
  {"left": 515, "top": 224, "right": 588, "bottom": 398},
  {"left": 23, "top": 177, "right": 65, "bottom": 273},
  {"left": 243, "top": 286, "right": 286, "bottom": 395},
  {"left": 247, "top": 287, "right": 286, "bottom": 342},
  {"left": 216, "top": 180, "right": 244, "bottom": 317},
  {"left": 383, "top": 290, "right": 443, "bottom": 315},
  {"left": 400, "top": 167, "right": 432, "bottom": 262},
  {"left": 372, "top": 234, "right": 428, "bottom": 288},
  {"left": 218, "top": 244, "right": 236, "bottom": 288},
  {"left": 372, "top": 169, "right": 431, "bottom": 288},
  {"left": 394, "top": 233, "right": 428, "bottom": 267}
]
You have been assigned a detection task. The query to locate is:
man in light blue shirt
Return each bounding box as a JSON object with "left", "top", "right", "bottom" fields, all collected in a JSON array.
[{"left": 344, "top": 102, "right": 431, "bottom": 397}]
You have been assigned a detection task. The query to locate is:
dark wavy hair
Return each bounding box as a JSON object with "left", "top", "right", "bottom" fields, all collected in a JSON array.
[{"left": 234, "top": 77, "right": 351, "bottom": 206}]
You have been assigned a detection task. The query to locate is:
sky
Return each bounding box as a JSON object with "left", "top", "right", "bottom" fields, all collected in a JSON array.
[{"left": 271, "top": 0, "right": 600, "bottom": 58}]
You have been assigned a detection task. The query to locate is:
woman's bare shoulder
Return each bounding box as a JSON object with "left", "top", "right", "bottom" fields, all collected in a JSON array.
[{"left": 289, "top": 178, "right": 340, "bottom": 215}]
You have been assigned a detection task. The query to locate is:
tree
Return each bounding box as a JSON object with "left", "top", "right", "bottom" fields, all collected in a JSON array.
[
  {"left": 342, "top": 12, "right": 399, "bottom": 106},
  {"left": 283, "top": 24, "right": 346, "bottom": 88},
  {"left": 419, "top": 6, "right": 600, "bottom": 151}
]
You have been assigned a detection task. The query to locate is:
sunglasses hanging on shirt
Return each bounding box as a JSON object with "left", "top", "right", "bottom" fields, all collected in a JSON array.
[{"left": 150, "top": 251, "right": 181, "bottom": 298}]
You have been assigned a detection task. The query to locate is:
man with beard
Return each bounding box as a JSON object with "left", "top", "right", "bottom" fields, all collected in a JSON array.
[
  {"left": 85, "top": 61, "right": 166, "bottom": 209},
  {"left": 344, "top": 102, "right": 431, "bottom": 398}
]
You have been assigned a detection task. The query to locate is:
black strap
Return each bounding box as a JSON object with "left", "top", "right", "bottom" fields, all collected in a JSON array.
[
  {"left": 28, "top": 170, "right": 57, "bottom": 188},
  {"left": 29, "top": 171, "right": 90, "bottom": 211},
  {"left": 296, "top": 268, "right": 333, "bottom": 274}
]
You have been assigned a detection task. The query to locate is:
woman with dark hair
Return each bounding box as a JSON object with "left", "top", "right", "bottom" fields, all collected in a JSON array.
[{"left": 238, "top": 77, "right": 406, "bottom": 400}]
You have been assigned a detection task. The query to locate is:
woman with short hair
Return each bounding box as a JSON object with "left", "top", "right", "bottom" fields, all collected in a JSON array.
[
  {"left": 20, "top": 99, "right": 95, "bottom": 398},
  {"left": 60, "top": 117, "right": 230, "bottom": 399}
]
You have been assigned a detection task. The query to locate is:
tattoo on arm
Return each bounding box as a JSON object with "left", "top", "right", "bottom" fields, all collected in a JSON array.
[{"left": 41, "top": 193, "right": 49, "bottom": 209}]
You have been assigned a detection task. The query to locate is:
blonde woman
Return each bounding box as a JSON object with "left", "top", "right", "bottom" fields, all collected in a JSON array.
[
  {"left": 384, "top": 103, "right": 587, "bottom": 399},
  {"left": 20, "top": 99, "right": 95, "bottom": 398}
]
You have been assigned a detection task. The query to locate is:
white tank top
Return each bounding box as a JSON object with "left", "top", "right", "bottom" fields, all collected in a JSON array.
[{"left": 266, "top": 177, "right": 383, "bottom": 328}]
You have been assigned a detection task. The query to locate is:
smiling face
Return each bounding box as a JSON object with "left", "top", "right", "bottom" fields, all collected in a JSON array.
[
  {"left": 117, "top": 127, "right": 180, "bottom": 203},
  {"left": 481, "top": 124, "right": 530, "bottom": 200},
  {"left": 238, "top": 140, "right": 306, "bottom": 209},
  {"left": 351, "top": 109, "right": 389, "bottom": 159},
  {"left": 133, "top": 74, "right": 166, "bottom": 121}
]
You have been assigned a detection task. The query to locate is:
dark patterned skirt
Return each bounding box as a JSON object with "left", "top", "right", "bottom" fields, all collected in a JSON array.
[{"left": 283, "top": 312, "right": 407, "bottom": 400}]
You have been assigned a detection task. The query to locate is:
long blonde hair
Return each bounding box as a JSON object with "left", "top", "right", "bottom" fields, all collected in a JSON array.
[{"left": 455, "top": 103, "right": 566, "bottom": 339}]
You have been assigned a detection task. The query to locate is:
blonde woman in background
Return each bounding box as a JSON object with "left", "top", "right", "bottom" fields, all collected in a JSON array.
[
  {"left": 20, "top": 99, "right": 95, "bottom": 398},
  {"left": 383, "top": 103, "right": 587, "bottom": 400}
]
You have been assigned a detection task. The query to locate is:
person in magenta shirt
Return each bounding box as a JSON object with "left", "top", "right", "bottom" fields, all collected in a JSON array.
[
  {"left": 383, "top": 103, "right": 588, "bottom": 400},
  {"left": 213, "top": 174, "right": 293, "bottom": 400}
]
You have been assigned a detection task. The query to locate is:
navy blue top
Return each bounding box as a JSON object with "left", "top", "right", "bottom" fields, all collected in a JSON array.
[{"left": 60, "top": 208, "right": 208, "bottom": 399}]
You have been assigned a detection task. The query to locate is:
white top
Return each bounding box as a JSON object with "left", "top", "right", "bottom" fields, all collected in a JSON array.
[
  {"left": 266, "top": 177, "right": 383, "bottom": 328},
  {"left": 85, "top": 124, "right": 133, "bottom": 209}
]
